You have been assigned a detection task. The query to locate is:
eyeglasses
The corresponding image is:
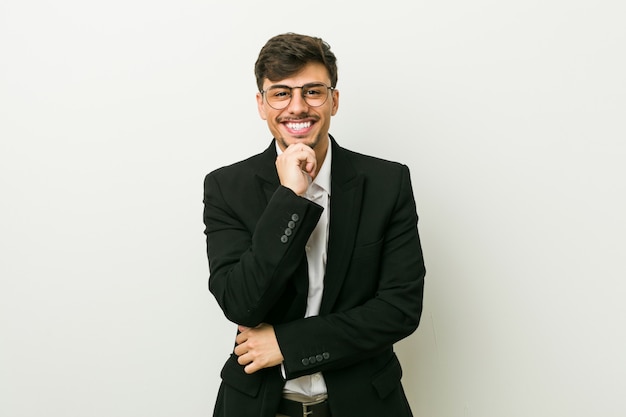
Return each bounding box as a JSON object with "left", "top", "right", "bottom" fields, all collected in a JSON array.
[{"left": 261, "top": 82, "right": 335, "bottom": 110}]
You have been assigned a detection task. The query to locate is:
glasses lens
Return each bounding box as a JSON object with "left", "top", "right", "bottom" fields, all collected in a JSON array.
[
  {"left": 265, "top": 87, "right": 292, "bottom": 109},
  {"left": 302, "top": 84, "right": 329, "bottom": 107},
  {"left": 265, "top": 84, "right": 330, "bottom": 110}
]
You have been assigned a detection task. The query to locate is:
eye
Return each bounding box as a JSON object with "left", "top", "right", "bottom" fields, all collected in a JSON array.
[
  {"left": 303, "top": 86, "right": 324, "bottom": 97},
  {"left": 268, "top": 88, "right": 291, "bottom": 100}
]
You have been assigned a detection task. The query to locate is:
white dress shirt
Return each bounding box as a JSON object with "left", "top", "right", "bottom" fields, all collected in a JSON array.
[{"left": 276, "top": 141, "right": 331, "bottom": 397}]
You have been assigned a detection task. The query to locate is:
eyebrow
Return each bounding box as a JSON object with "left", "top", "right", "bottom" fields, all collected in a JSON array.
[{"left": 266, "top": 82, "right": 327, "bottom": 89}]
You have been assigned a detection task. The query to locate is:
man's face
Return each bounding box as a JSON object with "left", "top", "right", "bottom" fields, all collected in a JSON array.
[{"left": 256, "top": 62, "right": 339, "bottom": 153}]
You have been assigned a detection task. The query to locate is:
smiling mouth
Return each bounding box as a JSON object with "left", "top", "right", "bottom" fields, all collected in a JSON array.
[{"left": 284, "top": 121, "right": 312, "bottom": 132}]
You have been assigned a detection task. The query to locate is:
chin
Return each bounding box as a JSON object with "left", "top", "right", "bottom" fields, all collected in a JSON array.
[
  {"left": 281, "top": 135, "right": 321, "bottom": 149},
  {"left": 279, "top": 135, "right": 320, "bottom": 150}
]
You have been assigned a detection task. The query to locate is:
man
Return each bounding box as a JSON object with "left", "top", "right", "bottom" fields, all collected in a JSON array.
[{"left": 203, "top": 33, "right": 425, "bottom": 417}]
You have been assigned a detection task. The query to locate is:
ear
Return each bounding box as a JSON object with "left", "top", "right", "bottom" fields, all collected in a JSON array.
[
  {"left": 256, "top": 92, "right": 267, "bottom": 120},
  {"left": 330, "top": 89, "right": 339, "bottom": 116}
]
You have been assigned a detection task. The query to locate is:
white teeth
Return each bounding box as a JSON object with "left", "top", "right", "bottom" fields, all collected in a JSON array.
[{"left": 286, "top": 121, "right": 311, "bottom": 131}]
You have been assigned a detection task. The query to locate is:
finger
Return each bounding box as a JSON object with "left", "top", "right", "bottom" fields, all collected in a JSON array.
[
  {"left": 301, "top": 148, "right": 316, "bottom": 163},
  {"left": 244, "top": 362, "right": 259, "bottom": 374},
  {"left": 303, "top": 160, "right": 315, "bottom": 175},
  {"left": 233, "top": 342, "right": 246, "bottom": 356},
  {"left": 286, "top": 143, "right": 310, "bottom": 153},
  {"left": 237, "top": 352, "right": 252, "bottom": 366},
  {"left": 235, "top": 329, "right": 249, "bottom": 345},
  {"left": 287, "top": 144, "right": 315, "bottom": 159},
  {"left": 295, "top": 151, "right": 315, "bottom": 173}
]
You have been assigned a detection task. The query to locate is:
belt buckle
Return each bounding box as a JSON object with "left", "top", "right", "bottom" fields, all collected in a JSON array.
[{"left": 301, "top": 398, "right": 325, "bottom": 416}]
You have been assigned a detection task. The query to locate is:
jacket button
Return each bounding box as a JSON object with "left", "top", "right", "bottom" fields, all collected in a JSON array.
[
  {"left": 308, "top": 356, "right": 317, "bottom": 364},
  {"left": 280, "top": 235, "right": 288, "bottom": 243},
  {"left": 316, "top": 354, "right": 323, "bottom": 362},
  {"left": 291, "top": 213, "right": 299, "bottom": 222},
  {"left": 288, "top": 220, "right": 296, "bottom": 229},
  {"left": 284, "top": 228, "right": 292, "bottom": 236},
  {"left": 322, "top": 352, "right": 330, "bottom": 360},
  {"left": 301, "top": 358, "right": 310, "bottom": 366}
]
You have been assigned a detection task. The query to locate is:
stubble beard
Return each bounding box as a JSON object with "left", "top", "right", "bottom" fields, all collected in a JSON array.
[{"left": 276, "top": 132, "right": 322, "bottom": 151}]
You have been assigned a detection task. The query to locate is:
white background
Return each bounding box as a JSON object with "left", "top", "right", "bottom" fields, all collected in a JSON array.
[{"left": 1, "top": 1, "right": 625, "bottom": 416}]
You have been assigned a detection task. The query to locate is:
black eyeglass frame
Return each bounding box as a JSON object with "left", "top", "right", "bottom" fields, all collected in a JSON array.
[{"left": 260, "top": 82, "right": 336, "bottom": 110}]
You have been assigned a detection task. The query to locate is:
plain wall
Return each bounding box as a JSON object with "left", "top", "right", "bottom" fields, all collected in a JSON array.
[{"left": 1, "top": 1, "right": 625, "bottom": 416}]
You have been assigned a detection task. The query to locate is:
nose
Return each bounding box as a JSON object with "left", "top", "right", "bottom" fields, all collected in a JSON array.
[{"left": 286, "top": 87, "right": 309, "bottom": 113}]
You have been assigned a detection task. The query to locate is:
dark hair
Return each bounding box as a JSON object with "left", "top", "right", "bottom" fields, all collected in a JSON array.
[{"left": 254, "top": 33, "right": 338, "bottom": 92}]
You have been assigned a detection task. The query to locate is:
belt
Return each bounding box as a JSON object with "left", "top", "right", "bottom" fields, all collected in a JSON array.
[{"left": 277, "top": 397, "right": 330, "bottom": 417}]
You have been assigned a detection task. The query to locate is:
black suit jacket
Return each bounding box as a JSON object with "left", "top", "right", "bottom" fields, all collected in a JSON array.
[{"left": 203, "top": 136, "right": 425, "bottom": 417}]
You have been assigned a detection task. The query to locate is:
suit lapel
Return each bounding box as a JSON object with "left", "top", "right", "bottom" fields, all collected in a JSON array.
[
  {"left": 254, "top": 141, "right": 280, "bottom": 203},
  {"left": 251, "top": 137, "right": 364, "bottom": 315},
  {"left": 251, "top": 141, "right": 310, "bottom": 322},
  {"left": 320, "top": 137, "right": 364, "bottom": 314}
]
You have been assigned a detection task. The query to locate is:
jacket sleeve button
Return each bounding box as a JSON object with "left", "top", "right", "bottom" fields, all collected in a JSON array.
[{"left": 280, "top": 235, "right": 288, "bottom": 243}]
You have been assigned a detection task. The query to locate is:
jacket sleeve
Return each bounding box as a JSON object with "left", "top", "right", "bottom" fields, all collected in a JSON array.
[
  {"left": 274, "top": 165, "right": 426, "bottom": 379},
  {"left": 203, "top": 173, "right": 323, "bottom": 327}
]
